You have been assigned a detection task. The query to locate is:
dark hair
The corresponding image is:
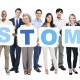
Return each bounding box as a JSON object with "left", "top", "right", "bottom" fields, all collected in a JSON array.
[
  {"left": 35, "top": 9, "right": 42, "bottom": 14},
  {"left": 43, "top": 13, "right": 55, "bottom": 27},
  {"left": 56, "top": 8, "right": 63, "bottom": 13},
  {"left": 15, "top": 8, "right": 22, "bottom": 13}
]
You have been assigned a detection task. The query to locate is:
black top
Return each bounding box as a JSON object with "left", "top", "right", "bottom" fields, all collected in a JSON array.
[{"left": 66, "top": 22, "right": 80, "bottom": 26}]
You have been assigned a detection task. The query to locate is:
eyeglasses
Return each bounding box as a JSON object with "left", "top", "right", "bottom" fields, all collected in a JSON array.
[{"left": 36, "top": 13, "right": 42, "bottom": 14}]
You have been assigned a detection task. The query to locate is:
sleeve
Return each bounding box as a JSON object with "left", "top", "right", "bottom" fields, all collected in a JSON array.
[
  {"left": 53, "top": 24, "right": 56, "bottom": 27},
  {"left": 9, "top": 21, "right": 15, "bottom": 34},
  {"left": 77, "top": 20, "right": 80, "bottom": 25},
  {"left": 53, "top": 20, "right": 57, "bottom": 27},
  {"left": 31, "top": 20, "right": 34, "bottom": 26},
  {"left": 41, "top": 24, "right": 44, "bottom": 27},
  {"left": 9, "top": 19, "right": 11, "bottom": 21},
  {"left": 64, "top": 20, "right": 67, "bottom": 26}
]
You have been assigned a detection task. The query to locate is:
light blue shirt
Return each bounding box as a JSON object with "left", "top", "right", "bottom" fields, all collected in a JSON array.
[{"left": 31, "top": 18, "right": 43, "bottom": 39}]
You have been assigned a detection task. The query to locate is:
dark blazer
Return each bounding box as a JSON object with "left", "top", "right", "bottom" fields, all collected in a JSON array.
[
  {"left": 9, "top": 18, "right": 24, "bottom": 33},
  {"left": 66, "top": 22, "right": 80, "bottom": 26},
  {"left": 41, "top": 23, "right": 55, "bottom": 27}
]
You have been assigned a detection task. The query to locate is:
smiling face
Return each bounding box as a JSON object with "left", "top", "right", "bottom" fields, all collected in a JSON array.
[
  {"left": 1, "top": 11, "right": 7, "bottom": 20},
  {"left": 15, "top": 10, "right": 21, "bottom": 18},
  {"left": 56, "top": 11, "right": 63, "bottom": 19},
  {"left": 46, "top": 15, "right": 52, "bottom": 23},
  {"left": 35, "top": 11, "right": 42, "bottom": 19},
  {"left": 69, "top": 15, "right": 76, "bottom": 24},
  {"left": 23, "top": 15, "right": 30, "bottom": 24}
]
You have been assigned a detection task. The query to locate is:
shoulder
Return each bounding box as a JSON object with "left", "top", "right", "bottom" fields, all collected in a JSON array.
[
  {"left": 62, "top": 19, "right": 66, "bottom": 22},
  {"left": 19, "top": 18, "right": 22, "bottom": 21},
  {"left": 53, "top": 19, "right": 57, "bottom": 23},
  {"left": 0, "top": 20, "right": 2, "bottom": 24},
  {"left": 30, "top": 24, "right": 34, "bottom": 27},
  {"left": 61, "top": 19, "right": 67, "bottom": 24},
  {"left": 6, "top": 20, "right": 13, "bottom": 25},
  {"left": 31, "top": 20, "right": 35, "bottom": 26},
  {"left": 77, "top": 20, "right": 80, "bottom": 25},
  {"left": 0, "top": 19, "right": 2, "bottom": 22},
  {"left": 76, "top": 22, "right": 80, "bottom": 26},
  {"left": 31, "top": 19, "right": 36, "bottom": 24},
  {"left": 20, "top": 24, "right": 25, "bottom": 27},
  {"left": 41, "top": 23, "right": 46, "bottom": 27},
  {"left": 77, "top": 20, "right": 80, "bottom": 24},
  {"left": 53, "top": 24, "right": 56, "bottom": 27},
  {"left": 9, "top": 18, "right": 14, "bottom": 21},
  {"left": 66, "top": 23, "right": 69, "bottom": 26}
]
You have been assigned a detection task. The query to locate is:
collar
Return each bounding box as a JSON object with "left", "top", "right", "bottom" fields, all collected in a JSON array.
[
  {"left": 35, "top": 18, "right": 42, "bottom": 22},
  {"left": 56, "top": 18, "right": 63, "bottom": 21},
  {"left": 15, "top": 17, "right": 20, "bottom": 20},
  {"left": 69, "top": 22, "right": 77, "bottom": 26}
]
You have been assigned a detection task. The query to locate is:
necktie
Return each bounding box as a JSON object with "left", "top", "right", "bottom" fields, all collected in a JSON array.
[{"left": 16, "top": 19, "right": 18, "bottom": 28}]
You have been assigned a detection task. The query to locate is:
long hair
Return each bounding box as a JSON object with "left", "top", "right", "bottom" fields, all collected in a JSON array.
[
  {"left": 69, "top": 14, "right": 76, "bottom": 23},
  {"left": 43, "top": 13, "right": 55, "bottom": 27}
]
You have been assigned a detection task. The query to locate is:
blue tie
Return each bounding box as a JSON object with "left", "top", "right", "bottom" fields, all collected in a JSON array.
[{"left": 16, "top": 19, "right": 18, "bottom": 28}]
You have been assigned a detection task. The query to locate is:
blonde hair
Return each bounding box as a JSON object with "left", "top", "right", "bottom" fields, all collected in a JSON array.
[{"left": 69, "top": 14, "right": 76, "bottom": 23}]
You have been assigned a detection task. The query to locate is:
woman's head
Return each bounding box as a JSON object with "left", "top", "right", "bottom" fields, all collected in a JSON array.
[
  {"left": 22, "top": 13, "right": 31, "bottom": 24},
  {"left": 45, "top": 13, "right": 53, "bottom": 23},
  {"left": 69, "top": 14, "right": 76, "bottom": 24},
  {"left": 43, "top": 13, "right": 54, "bottom": 27}
]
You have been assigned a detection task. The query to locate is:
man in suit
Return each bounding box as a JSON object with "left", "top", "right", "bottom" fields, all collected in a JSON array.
[{"left": 9, "top": 8, "right": 24, "bottom": 73}]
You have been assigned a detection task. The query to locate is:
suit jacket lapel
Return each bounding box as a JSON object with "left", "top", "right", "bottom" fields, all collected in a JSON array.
[
  {"left": 18, "top": 18, "right": 21, "bottom": 27},
  {"left": 13, "top": 18, "right": 15, "bottom": 25}
]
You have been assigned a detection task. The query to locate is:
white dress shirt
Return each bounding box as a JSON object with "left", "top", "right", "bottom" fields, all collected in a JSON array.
[
  {"left": 14, "top": 18, "right": 20, "bottom": 25},
  {"left": 0, "top": 19, "right": 15, "bottom": 34},
  {"left": 54, "top": 18, "right": 66, "bottom": 36}
]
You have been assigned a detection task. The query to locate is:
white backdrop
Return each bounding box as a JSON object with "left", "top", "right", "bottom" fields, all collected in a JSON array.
[{"left": 0, "top": 0, "right": 80, "bottom": 80}]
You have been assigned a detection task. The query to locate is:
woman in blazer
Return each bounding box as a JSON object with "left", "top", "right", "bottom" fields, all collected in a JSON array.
[
  {"left": 42, "top": 13, "right": 58, "bottom": 74},
  {"left": 66, "top": 14, "right": 79, "bottom": 75}
]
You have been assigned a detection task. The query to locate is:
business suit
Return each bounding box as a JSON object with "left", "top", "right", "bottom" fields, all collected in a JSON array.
[{"left": 10, "top": 18, "right": 24, "bottom": 70}]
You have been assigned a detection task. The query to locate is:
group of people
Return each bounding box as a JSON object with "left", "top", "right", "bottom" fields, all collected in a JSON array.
[{"left": 0, "top": 8, "right": 80, "bottom": 75}]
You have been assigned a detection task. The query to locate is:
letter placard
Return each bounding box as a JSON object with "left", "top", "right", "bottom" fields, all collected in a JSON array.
[
  {"left": 39, "top": 27, "right": 59, "bottom": 47},
  {"left": 0, "top": 24, "right": 14, "bottom": 45},
  {"left": 17, "top": 26, "right": 37, "bottom": 47},
  {"left": 62, "top": 26, "right": 80, "bottom": 47}
]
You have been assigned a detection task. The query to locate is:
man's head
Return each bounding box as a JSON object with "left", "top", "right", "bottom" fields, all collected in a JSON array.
[
  {"left": 35, "top": 9, "right": 42, "bottom": 19},
  {"left": 1, "top": 10, "right": 7, "bottom": 20},
  {"left": 56, "top": 8, "right": 63, "bottom": 19},
  {"left": 15, "top": 8, "right": 22, "bottom": 18}
]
